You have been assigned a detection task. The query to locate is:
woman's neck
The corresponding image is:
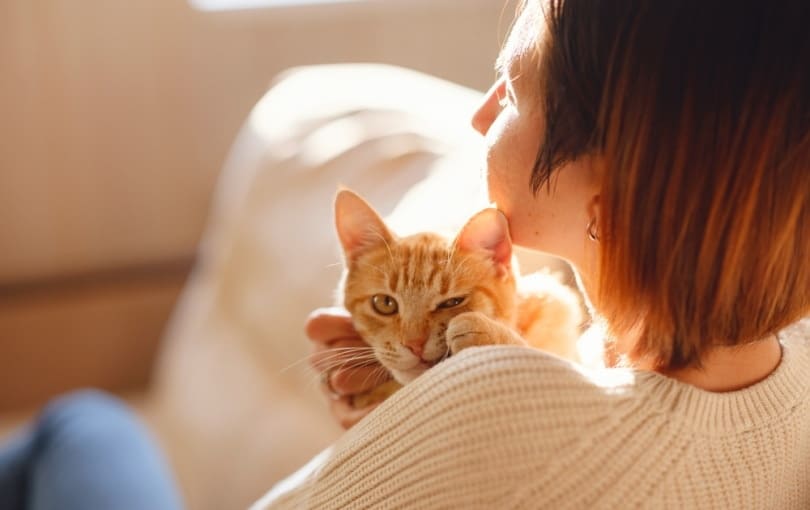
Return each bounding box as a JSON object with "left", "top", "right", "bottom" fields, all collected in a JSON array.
[
  {"left": 644, "top": 335, "right": 783, "bottom": 392},
  {"left": 580, "top": 282, "right": 783, "bottom": 392}
]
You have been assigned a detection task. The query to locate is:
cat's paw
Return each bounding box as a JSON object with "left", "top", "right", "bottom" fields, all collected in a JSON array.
[
  {"left": 447, "top": 312, "right": 528, "bottom": 355},
  {"left": 446, "top": 311, "right": 496, "bottom": 355}
]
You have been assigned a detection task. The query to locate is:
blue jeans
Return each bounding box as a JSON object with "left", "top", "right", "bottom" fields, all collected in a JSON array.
[{"left": 0, "top": 390, "right": 183, "bottom": 510}]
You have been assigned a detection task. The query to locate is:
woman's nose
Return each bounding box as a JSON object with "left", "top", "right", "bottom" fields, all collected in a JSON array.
[{"left": 471, "top": 78, "right": 506, "bottom": 136}]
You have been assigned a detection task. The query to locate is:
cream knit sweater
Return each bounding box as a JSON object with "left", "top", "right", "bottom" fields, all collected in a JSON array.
[{"left": 253, "top": 318, "right": 810, "bottom": 509}]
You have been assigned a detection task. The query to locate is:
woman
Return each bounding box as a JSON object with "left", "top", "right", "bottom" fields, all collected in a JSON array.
[{"left": 258, "top": 0, "right": 810, "bottom": 508}]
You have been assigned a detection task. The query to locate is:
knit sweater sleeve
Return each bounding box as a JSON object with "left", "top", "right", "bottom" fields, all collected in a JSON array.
[{"left": 252, "top": 345, "right": 632, "bottom": 509}]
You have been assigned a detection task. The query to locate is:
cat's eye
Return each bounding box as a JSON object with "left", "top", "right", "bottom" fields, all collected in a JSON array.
[
  {"left": 436, "top": 296, "right": 466, "bottom": 310},
  {"left": 371, "top": 294, "right": 398, "bottom": 315}
]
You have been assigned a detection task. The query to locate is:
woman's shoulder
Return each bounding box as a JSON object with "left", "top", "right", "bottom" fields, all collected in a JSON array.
[
  {"left": 432, "top": 344, "right": 636, "bottom": 392},
  {"left": 392, "top": 345, "right": 642, "bottom": 429}
]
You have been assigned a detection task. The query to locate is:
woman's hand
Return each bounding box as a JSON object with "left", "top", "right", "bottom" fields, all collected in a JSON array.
[{"left": 305, "top": 307, "right": 391, "bottom": 429}]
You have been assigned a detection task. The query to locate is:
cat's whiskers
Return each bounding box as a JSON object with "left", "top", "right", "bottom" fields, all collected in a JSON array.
[
  {"left": 315, "top": 350, "right": 380, "bottom": 369},
  {"left": 317, "top": 356, "right": 380, "bottom": 375},
  {"left": 317, "top": 354, "right": 381, "bottom": 370},
  {"left": 313, "top": 354, "right": 383, "bottom": 384},
  {"left": 278, "top": 346, "right": 377, "bottom": 375},
  {"left": 375, "top": 350, "right": 403, "bottom": 368},
  {"left": 302, "top": 353, "right": 382, "bottom": 391},
  {"left": 375, "top": 351, "right": 398, "bottom": 363},
  {"left": 359, "top": 364, "right": 393, "bottom": 390}
]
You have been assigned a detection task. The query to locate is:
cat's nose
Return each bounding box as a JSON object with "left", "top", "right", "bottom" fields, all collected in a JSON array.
[{"left": 404, "top": 337, "right": 427, "bottom": 358}]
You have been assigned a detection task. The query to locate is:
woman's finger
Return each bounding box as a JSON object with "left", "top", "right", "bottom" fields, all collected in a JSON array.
[
  {"left": 328, "top": 396, "right": 382, "bottom": 430},
  {"left": 305, "top": 308, "right": 358, "bottom": 344}
]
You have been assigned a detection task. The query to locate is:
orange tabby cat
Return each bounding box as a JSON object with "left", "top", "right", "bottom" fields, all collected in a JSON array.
[{"left": 334, "top": 189, "right": 583, "bottom": 406}]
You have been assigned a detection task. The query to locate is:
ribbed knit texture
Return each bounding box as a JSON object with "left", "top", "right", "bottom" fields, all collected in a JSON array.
[{"left": 254, "top": 318, "right": 810, "bottom": 509}]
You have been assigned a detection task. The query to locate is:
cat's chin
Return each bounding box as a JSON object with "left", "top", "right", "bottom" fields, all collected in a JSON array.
[{"left": 391, "top": 363, "right": 432, "bottom": 384}]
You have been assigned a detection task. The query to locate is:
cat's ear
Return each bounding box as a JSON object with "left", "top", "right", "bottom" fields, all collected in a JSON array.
[
  {"left": 455, "top": 208, "right": 512, "bottom": 269},
  {"left": 335, "top": 189, "right": 394, "bottom": 261}
]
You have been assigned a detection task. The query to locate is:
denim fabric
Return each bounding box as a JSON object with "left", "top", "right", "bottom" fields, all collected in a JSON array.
[{"left": 0, "top": 390, "right": 183, "bottom": 510}]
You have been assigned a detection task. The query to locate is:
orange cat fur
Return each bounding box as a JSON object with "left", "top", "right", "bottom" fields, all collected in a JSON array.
[{"left": 334, "top": 189, "right": 583, "bottom": 406}]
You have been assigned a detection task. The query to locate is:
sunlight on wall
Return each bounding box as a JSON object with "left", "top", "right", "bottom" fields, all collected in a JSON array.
[{"left": 190, "top": 0, "right": 357, "bottom": 11}]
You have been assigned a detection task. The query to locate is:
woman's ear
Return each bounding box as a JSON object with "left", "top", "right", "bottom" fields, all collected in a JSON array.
[
  {"left": 586, "top": 194, "right": 601, "bottom": 239},
  {"left": 334, "top": 189, "right": 394, "bottom": 261},
  {"left": 454, "top": 208, "right": 513, "bottom": 271}
]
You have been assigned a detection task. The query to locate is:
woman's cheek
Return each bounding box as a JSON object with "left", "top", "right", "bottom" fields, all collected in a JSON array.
[
  {"left": 505, "top": 207, "right": 541, "bottom": 249},
  {"left": 485, "top": 165, "right": 504, "bottom": 208}
]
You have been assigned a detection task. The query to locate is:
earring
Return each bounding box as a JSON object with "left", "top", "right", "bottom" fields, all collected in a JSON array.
[{"left": 587, "top": 218, "right": 599, "bottom": 241}]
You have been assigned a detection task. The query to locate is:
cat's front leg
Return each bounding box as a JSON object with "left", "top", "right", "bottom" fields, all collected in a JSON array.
[{"left": 446, "top": 311, "right": 528, "bottom": 355}]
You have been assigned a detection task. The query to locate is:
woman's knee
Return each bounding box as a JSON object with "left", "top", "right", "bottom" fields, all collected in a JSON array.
[
  {"left": 36, "top": 389, "right": 142, "bottom": 445},
  {"left": 44, "top": 389, "right": 127, "bottom": 417}
]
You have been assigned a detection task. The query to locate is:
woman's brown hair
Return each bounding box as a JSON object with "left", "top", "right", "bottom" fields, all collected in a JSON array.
[{"left": 530, "top": 0, "right": 810, "bottom": 369}]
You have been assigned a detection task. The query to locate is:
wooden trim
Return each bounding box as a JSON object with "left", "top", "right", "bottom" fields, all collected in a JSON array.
[
  {"left": 0, "top": 257, "right": 194, "bottom": 412},
  {"left": 0, "top": 257, "right": 195, "bottom": 301}
]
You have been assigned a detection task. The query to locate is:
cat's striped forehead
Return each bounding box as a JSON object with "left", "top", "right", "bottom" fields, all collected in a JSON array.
[{"left": 350, "top": 232, "right": 460, "bottom": 292}]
